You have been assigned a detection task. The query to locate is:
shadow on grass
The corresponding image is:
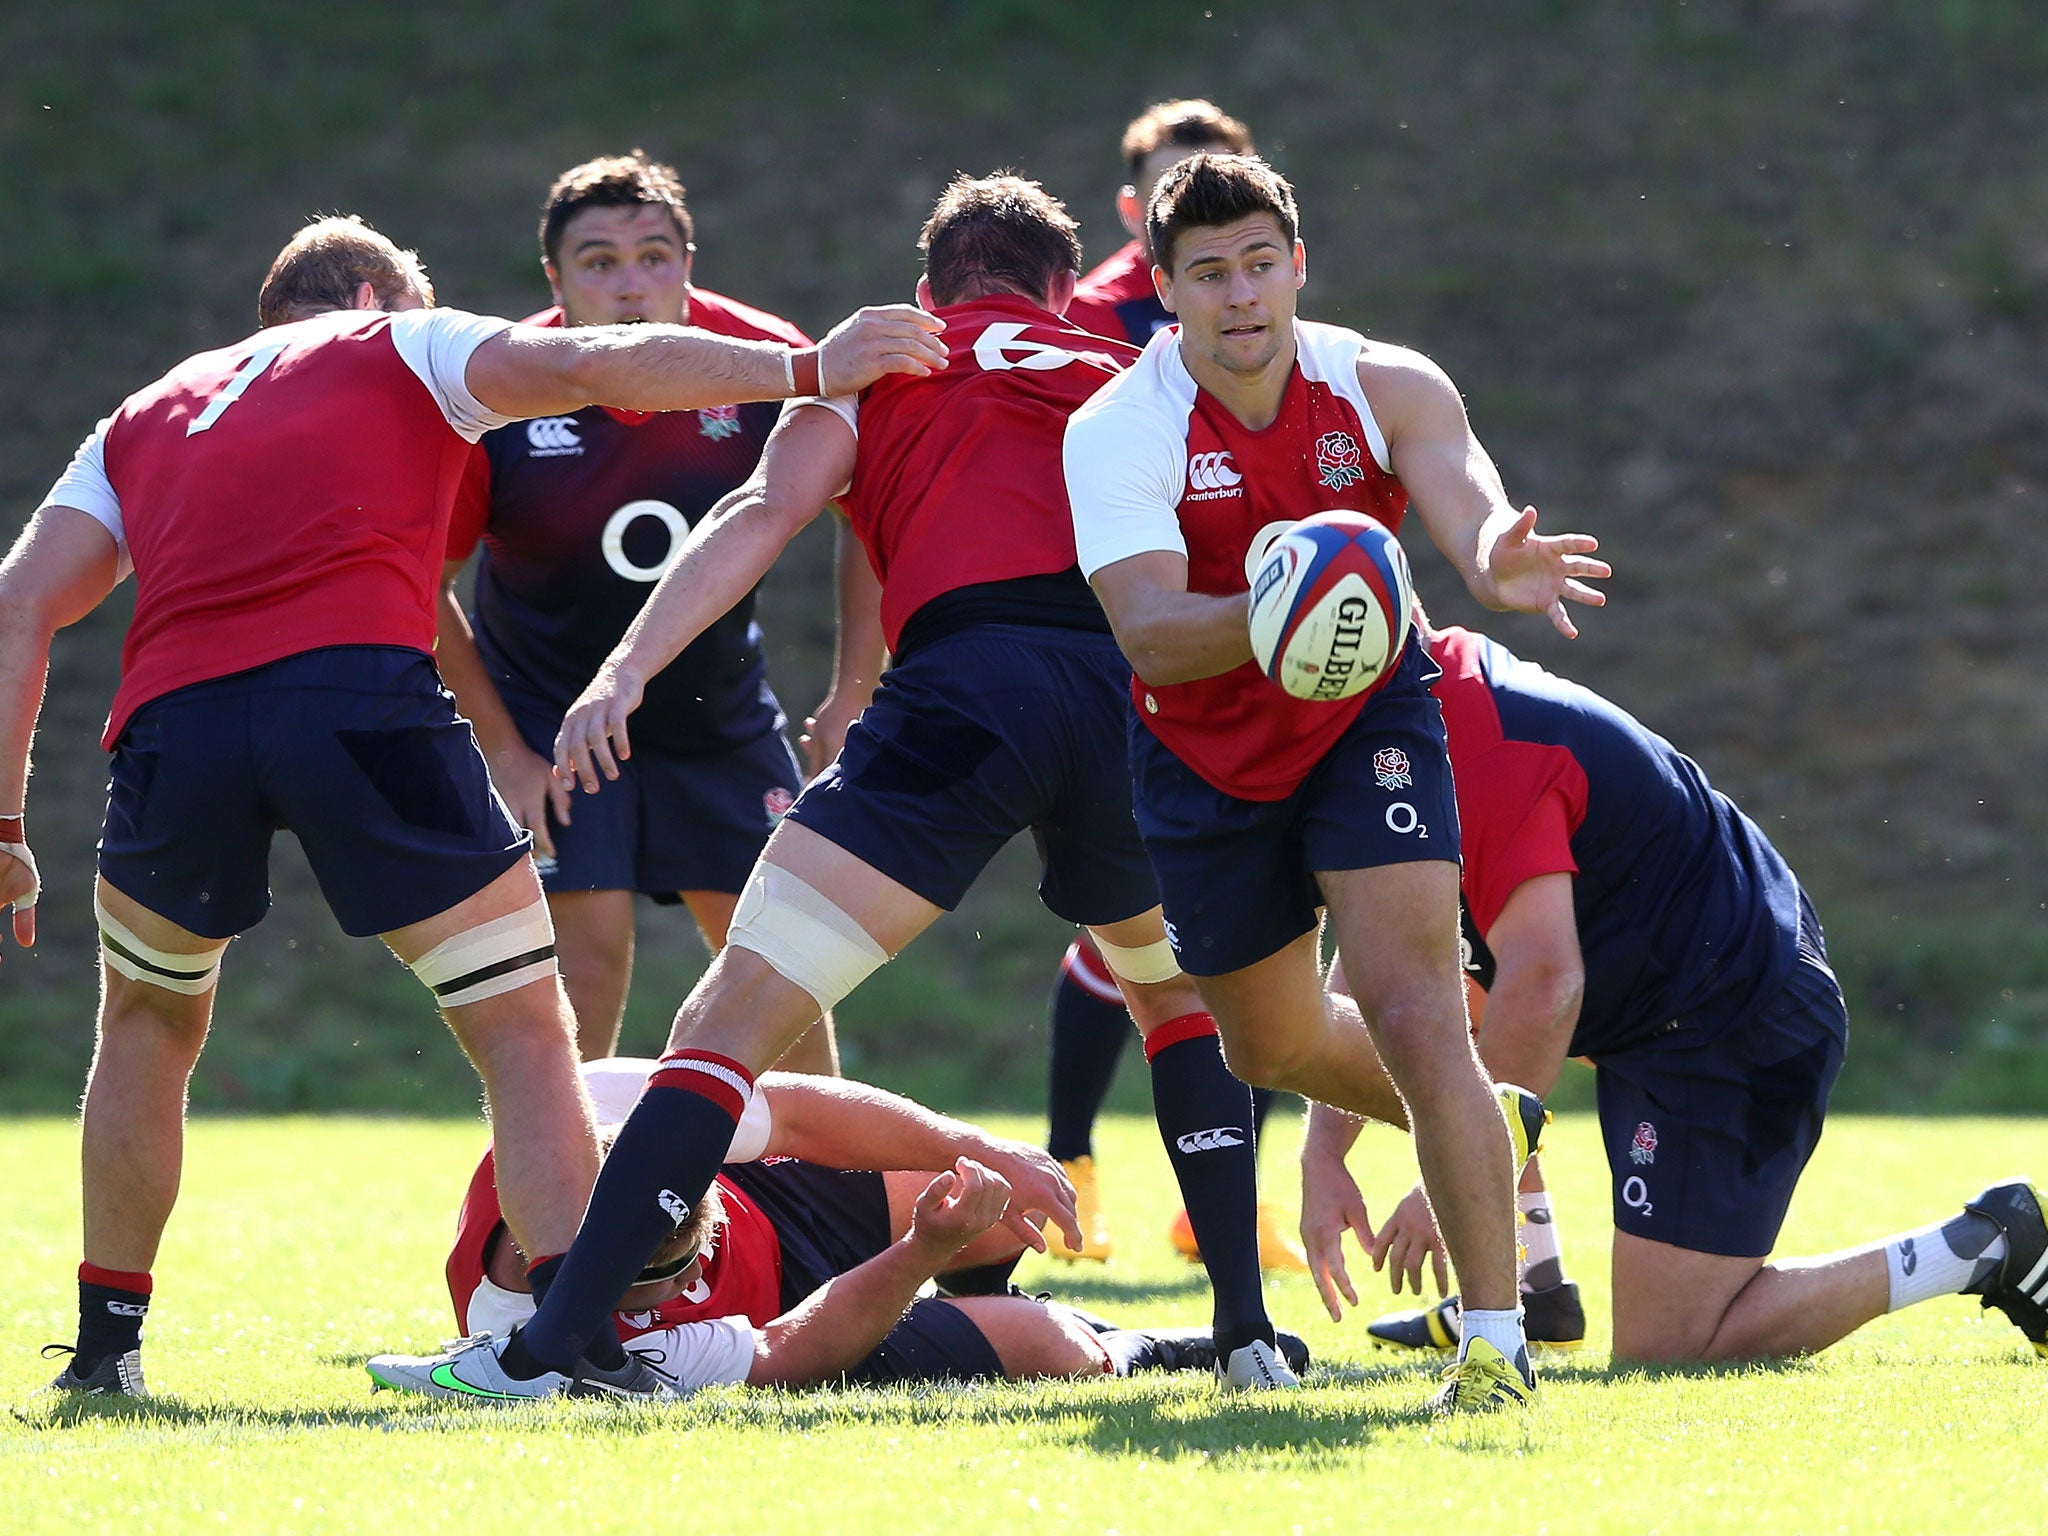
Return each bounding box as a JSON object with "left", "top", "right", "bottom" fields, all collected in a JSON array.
[{"left": 1023, "top": 1269, "right": 1213, "bottom": 1305}]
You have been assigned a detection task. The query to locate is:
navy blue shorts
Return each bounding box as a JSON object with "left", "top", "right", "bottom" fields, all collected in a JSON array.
[
  {"left": 1594, "top": 898, "right": 1848, "bottom": 1257},
  {"left": 99, "top": 647, "right": 528, "bottom": 940},
  {"left": 500, "top": 680, "right": 800, "bottom": 900},
  {"left": 719, "top": 1159, "right": 1003, "bottom": 1384},
  {"left": 787, "top": 625, "right": 1158, "bottom": 926},
  {"left": 1131, "top": 638, "right": 1460, "bottom": 976}
]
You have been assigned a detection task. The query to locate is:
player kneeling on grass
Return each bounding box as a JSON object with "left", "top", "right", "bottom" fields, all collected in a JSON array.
[
  {"left": 370, "top": 1060, "right": 1298, "bottom": 1398},
  {"left": 1299, "top": 620, "right": 2047, "bottom": 1366}
]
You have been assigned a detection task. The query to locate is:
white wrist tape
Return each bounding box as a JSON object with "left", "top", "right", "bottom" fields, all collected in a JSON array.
[
  {"left": 726, "top": 861, "right": 888, "bottom": 1012},
  {"left": 726, "top": 1089, "right": 774, "bottom": 1163},
  {"left": 1091, "top": 932, "right": 1182, "bottom": 986},
  {"left": 1, "top": 840, "right": 37, "bottom": 912},
  {"left": 409, "top": 899, "right": 557, "bottom": 1009},
  {"left": 96, "top": 892, "right": 226, "bottom": 995}
]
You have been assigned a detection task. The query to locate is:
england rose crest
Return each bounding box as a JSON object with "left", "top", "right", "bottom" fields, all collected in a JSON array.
[
  {"left": 1372, "top": 747, "right": 1412, "bottom": 790},
  {"left": 1316, "top": 430, "right": 1365, "bottom": 490},
  {"left": 1629, "top": 1121, "right": 1658, "bottom": 1165},
  {"left": 763, "top": 786, "right": 796, "bottom": 822},
  {"left": 698, "top": 403, "right": 744, "bottom": 441}
]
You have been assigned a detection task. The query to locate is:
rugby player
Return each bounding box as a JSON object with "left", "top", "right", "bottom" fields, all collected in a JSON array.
[
  {"left": 1302, "top": 622, "right": 2048, "bottom": 1365},
  {"left": 1062, "top": 154, "right": 1608, "bottom": 1411},
  {"left": 372, "top": 1058, "right": 1305, "bottom": 1396},
  {"left": 1048, "top": 97, "right": 1306, "bottom": 1274},
  {"left": 0, "top": 214, "right": 947, "bottom": 1396},
  {"left": 436, "top": 151, "right": 841, "bottom": 1067},
  {"left": 374, "top": 172, "right": 1303, "bottom": 1400}
]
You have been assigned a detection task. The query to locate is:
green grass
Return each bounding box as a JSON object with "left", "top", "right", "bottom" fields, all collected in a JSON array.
[{"left": 3, "top": 1111, "right": 2045, "bottom": 1533}]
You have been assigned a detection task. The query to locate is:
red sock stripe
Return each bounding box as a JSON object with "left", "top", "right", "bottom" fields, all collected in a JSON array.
[
  {"left": 648, "top": 1050, "right": 754, "bottom": 1121},
  {"left": 80, "top": 1262, "right": 152, "bottom": 1294},
  {"left": 1062, "top": 937, "right": 1123, "bottom": 1001},
  {"left": 525, "top": 1252, "right": 562, "bottom": 1276},
  {"left": 1141, "top": 1011, "right": 1220, "bottom": 1062}
]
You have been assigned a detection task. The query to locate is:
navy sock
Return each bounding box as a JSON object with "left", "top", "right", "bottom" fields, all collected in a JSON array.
[
  {"left": 516, "top": 1051, "right": 753, "bottom": 1376},
  {"left": 1046, "top": 941, "right": 1133, "bottom": 1163},
  {"left": 1145, "top": 1015, "right": 1271, "bottom": 1348},
  {"left": 76, "top": 1263, "right": 150, "bottom": 1371}
]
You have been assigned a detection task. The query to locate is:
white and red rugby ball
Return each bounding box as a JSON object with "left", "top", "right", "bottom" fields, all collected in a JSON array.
[{"left": 1246, "top": 510, "right": 1415, "bottom": 702}]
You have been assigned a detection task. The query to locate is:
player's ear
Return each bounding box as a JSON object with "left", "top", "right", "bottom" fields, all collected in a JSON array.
[
  {"left": 1047, "top": 268, "right": 1077, "bottom": 317},
  {"left": 350, "top": 280, "right": 380, "bottom": 312},
  {"left": 915, "top": 274, "right": 936, "bottom": 314},
  {"left": 1293, "top": 241, "right": 1307, "bottom": 290},
  {"left": 543, "top": 260, "right": 564, "bottom": 307},
  {"left": 1117, "top": 184, "right": 1144, "bottom": 240},
  {"left": 1151, "top": 261, "right": 1176, "bottom": 315}
]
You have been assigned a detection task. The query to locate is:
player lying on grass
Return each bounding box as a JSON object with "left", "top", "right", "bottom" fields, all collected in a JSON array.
[
  {"left": 1300, "top": 620, "right": 2048, "bottom": 1365},
  {"left": 1, "top": 213, "right": 947, "bottom": 1400},
  {"left": 371, "top": 1059, "right": 1302, "bottom": 1396}
]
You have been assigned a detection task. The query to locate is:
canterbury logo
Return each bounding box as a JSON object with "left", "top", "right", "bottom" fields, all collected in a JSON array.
[
  {"left": 106, "top": 1301, "right": 148, "bottom": 1318},
  {"left": 1177, "top": 1126, "right": 1246, "bottom": 1153},
  {"left": 1187, "top": 450, "right": 1242, "bottom": 493},
  {"left": 526, "top": 417, "right": 582, "bottom": 455},
  {"left": 657, "top": 1189, "right": 689, "bottom": 1224}
]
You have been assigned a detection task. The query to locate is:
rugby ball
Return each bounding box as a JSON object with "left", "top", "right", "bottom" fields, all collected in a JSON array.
[{"left": 1246, "top": 511, "right": 1414, "bottom": 702}]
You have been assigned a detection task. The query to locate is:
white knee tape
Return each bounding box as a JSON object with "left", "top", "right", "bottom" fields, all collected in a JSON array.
[
  {"left": 1091, "top": 933, "right": 1181, "bottom": 986},
  {"left": 410, "top": 899, "right": 558, "bottom": 1009},
  {"left": 726, "top": 863, "right": 888, "bottom": 1012},
  {"left": 96, "top": 893, "right": 226, "bottom": 996}
]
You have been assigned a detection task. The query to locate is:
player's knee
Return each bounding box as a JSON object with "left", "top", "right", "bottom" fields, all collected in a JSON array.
[
  {"left": 407, "top": 897, "right": 560, "bottom": 1012},
  {"left": 1090, "top": 931, "right": 1181, "bottom": 987},
  {"left": 724, "top": 862, "right": 887, "bottom": 1012},
  {"left": 1215, "top": 1025, "right": 1309, "bottom": 1092},
  {"left": 981, "top": 1302, "right": 1110, "bottom": 1379}
]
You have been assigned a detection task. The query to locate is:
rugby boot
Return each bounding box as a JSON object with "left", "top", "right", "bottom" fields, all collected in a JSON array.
[
  {"left": 1428, "top": 1336, "right": 1536, "bottom": 1414},
  {"left": 1169, "top": 1202, "right": 1312, "bottom": 1273},
  {"left": 1367, "top": 1280, "right": 1586, "bottom": 1355},
  {"left": 367, "top": 1329, "right": 678, "bottom": 1403},
  {"left": 1218, "top": 1336, "right": 1301, "bottom": 1391},
  {"left": 1497, "top": 1083, "right": 1550, "bottom": 1172},
  {"left": 40, "top": 1344, "right": 146, "bottom": 1398},
  {"left": 1043, "top": 1156, "right": 1113, "bottom": 1262},
  {"left": 1960, "top": 1179, "right": 2048, "bottom": 1360},
  {"left": 1121, "top": 1327, "right": 1312, "bottom": 1376}
]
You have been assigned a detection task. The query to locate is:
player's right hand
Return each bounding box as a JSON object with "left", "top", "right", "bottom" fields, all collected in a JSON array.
[
  {"left": 964, "top": 1137, "right": 1081, "bottom": 1255},
  {"left": 554, "top": 666, "right": 646, "bottom": 794},
  {"left": 814, "top": 305, "right": 948, "bottom": 397},
  {"left": 908, "top": 1157, "right": 1012, "bottom": 1258},
  {"left": 1299, "top": 1147, "right": 1377, "bottom": 1323},
  {"left": 798, "top": 690, "right": 862, "bottom": 780},
  {"left": 1362, "top": 1180, "right": 1450, "bottom": 1300},
  {"left": 491, "top": 744, "right": 572, "bottom": 859},
  {"left": 0, "top": 820, "right": 38, "bottom": 963}
]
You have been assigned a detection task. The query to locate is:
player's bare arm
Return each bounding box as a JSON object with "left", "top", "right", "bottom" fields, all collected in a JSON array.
[
  {"left": 463, "top": 305, "right": 948, "bottom": 422},
  {"left": 757, "top": 1072, "right": 1077, "bottom": 1252},
  {"left": 1361, "top": 346, "right": 1610, "bottom": 637},
  {"left": 1087, "top": 550, "right": 1255, "bottom": 686},
  {"left": 747, "top": 1158, "right": 1010, "bottom": 1385},
  {"left": 1469, "top": 873, "right": 1584, "bottom": 1098},
  {"left": 433, "top": 558, "right": 571, "bottom": 856},
  {"left": 0, "top": 507, "right": 123, "bottom": 957},
  {"left": 801, "top": 517, "right": 887, "bottom": 777},
  {"left": 553, "top": 404, "right": 859, "bottom": 791}
]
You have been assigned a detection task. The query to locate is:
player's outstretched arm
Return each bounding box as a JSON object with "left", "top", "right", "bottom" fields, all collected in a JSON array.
[
  {"left": 1298, "top": 1102, "right": 1380, "bottom": 1322},
  {"left": 553, "top": 405, "right": 858, "bottom": 792},
  {"left": 463, "top": 305, "right": 947, "bottom": 422},
  {"left": 1087, "top": 551, "right": 1256, "bottom": 686},
  {"left": 0, "top": 508, "right": 122, "bottom": 960},
  {"left": 747, "top": 1158, "right": 1009, "bottom": 1385},
  {"left": 1364, "top": 349, "right": 1610, "bottom": 638},
  {"left": 1469, "top": 872, "right": 1584, "bottom": 1098},
  {"left": 757, "top": 1072, "right": 1079, "bottom": 1252}
]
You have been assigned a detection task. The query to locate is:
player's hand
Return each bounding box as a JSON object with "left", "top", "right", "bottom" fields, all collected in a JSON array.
[
  {"left": 0, "top": 842, "right": 38, "bottom": 961},
  {"left": 1362, "top": 1181, "right": 1449, "bottom": 1299},
  {"left": 813, "top": 305, "right": 948, "bottom": 397},
  {"left": 907, "top": 1157, "right": 1013, "bottom": 1259},
  {"left": 798, "top": 691, "right": 862, "bottom": 780},
  {"left": 554, "top": 665, "right": 646, "bottom": 794},
  {"left": 489, "top": 744, "right": 572, "bottom": 860},
  {"left": 962, "top": 1135, "right": 1079, "bottom": 1254},
  {"left": 1299, "top": 1145, "right": 1376, "bottom": 1322},
  {"left": 1475, "top": 506, "right": 1610, "bottom": 639}
]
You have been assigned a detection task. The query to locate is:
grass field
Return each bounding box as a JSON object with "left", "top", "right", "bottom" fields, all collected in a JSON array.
[{"left": 3, "top": 1110, "right": 2043, "bottom": 1534}]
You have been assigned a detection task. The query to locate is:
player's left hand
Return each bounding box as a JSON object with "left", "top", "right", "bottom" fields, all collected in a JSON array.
[
  {"left": 1477, "top": 506, "right": 1610, "bottom": 639},
  {"left": 1299, "top": 1146, "right": 1376, "bottom": 1322},
  {"left": 907, "top": 1157, "right": 1013, "bottom": 1259},
  {"left": 963, "top": 1136, "right": 1080, "bottom": 1254},
  {"left": 814, "top": 305, "right": 949, "bottom": 397},
  {"left": 554, "top": 665, "right": 647, "bottom": 794},
  {"left": 1362, "top": 1181, "right": 1449, "bottom": 1299},
  {"left": 0, "top": 820, "right": 39, "bottom": 963},
  {"left": 798, "top": 691, "right": 862, "bottom": 780}
]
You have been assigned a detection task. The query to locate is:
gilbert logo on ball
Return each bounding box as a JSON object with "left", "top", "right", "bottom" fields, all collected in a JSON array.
[{"left": 1247, "top": 510, "right": 1415, "bottom": 702}]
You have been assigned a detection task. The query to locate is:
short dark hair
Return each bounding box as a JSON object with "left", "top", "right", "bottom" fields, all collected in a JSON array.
[
  {"left": 256, "top": 216, "right": 433, "bottom": 327},
  {"left": 540, "top": 150, "right": 694, "bottom": 267},
  {"left": 1147, "top": 154, "right": 1300, "bottom": 275},
  {"left": 1121, "top": 99, "right": 1253, "bottom": 181},
  {"left": 918, "top": 173, "right": 1082, "bottom": 308}
]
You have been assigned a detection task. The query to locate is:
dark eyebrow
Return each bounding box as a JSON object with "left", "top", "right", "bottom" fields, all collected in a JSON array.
[
  {"left": 1184, "top": 236, "right": 1283, "bottom": 270},
  {"left": 571, "top": 231, "right": 679, "bottom": 258}
]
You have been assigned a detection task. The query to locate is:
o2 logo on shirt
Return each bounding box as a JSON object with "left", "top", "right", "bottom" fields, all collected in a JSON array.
[{"left": 602, "top": 500, "right": 689, "bottom": 582}]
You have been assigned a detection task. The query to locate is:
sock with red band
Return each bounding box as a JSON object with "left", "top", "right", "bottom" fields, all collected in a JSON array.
[
  {"left": 509, "top": 1051, "right": 753, "bottom": 1377},
  {"left": 1145, "top": 1014, "right": 1271, "bottom": 1358},
  {"left": 76, "top": 1262, "right": 151, "bottom": 1372}
]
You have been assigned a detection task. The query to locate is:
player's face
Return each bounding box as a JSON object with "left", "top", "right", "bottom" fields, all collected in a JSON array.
[
  {"left": 547, "top": 203, "right": 693, "bottom": 328},
  {"left": 1157, "top": 213, "right": 1305, "bottom": 377}
]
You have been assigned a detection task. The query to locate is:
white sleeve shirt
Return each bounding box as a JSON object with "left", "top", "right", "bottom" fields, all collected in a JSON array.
[{"left": 1062, "top": 331, "right": 1196, "bottom": 577}]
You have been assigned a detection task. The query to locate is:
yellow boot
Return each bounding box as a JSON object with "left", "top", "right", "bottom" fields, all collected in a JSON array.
[{"left": 1044, "top": 1155, "right": 1113, "bottom": 1261}]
